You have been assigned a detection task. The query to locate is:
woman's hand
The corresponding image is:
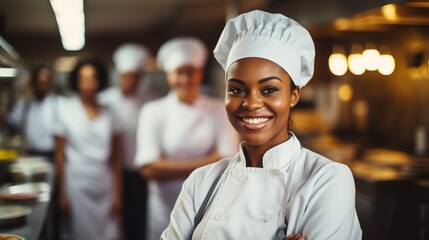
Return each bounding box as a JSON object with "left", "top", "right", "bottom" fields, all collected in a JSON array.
[
  {"left": 59, "top": 193, "right": 71, "bottom": 218},
  {"left": 111, "top": 193, "right": 122, "bottom": 216},
  {"left": 284, "top": 233, "right": 305, "bottom": 240}
]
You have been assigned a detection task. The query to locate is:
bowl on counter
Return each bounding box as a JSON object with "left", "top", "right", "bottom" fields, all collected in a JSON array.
[
  {"left": 0, "top": 183, "right": 50, "bottom": 203},
  {"left": 8, "top": 157, "right": 51, "bottom": 183},
  {"left": 0, "top": 233, "right": 25, "bottom": 240},
  {"left": 0, "top": 205, "right": 31, "bottom": 229}
]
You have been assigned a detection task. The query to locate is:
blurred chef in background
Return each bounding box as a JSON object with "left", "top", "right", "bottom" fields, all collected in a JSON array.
[
  {"left": 55, "top": 58, "right": 121, "bottom": 240},
  {"left": 8, "top": 64, "right": 57, "bottom": 160},
  {"left": 99, "top": 43, "right": 157, "bottom": 240},
  {"left": 134, "top": 36, "right": 239, "bottom": 240}
]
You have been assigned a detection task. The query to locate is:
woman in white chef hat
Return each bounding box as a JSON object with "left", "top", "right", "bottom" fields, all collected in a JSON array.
[
  {"left": 161, "top": 10, "right": 362, "bottom": 240},
  {"left": 134, "top": 37, "right": 239, "bottom": 240},
  {"left": 99, "top": 43, "right": 157, "bottom": 240}
]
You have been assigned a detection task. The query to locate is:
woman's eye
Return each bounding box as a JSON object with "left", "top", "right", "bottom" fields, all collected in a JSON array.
[
  {"left": 262, "top": 87, "right": 278, "bottom": 94},
  {"left": 228, "top": 88, "right": 244, "bottom": 95}
]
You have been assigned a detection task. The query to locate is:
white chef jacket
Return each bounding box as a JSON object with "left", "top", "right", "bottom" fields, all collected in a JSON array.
[
  {"left": 9, "top": 94, "right": 57, "bottom": 152},
  {"left": 55, "top": 96, "right": 119, "bottom": 240},
  {"left": 99, "top": 87, "right": 157, "bottom": 170},
  {"left": 135, "top": 91, "right": 239, "bottom": 240},
  {"left": 161, "top": 134, "right": 362, "bottom": 240}
]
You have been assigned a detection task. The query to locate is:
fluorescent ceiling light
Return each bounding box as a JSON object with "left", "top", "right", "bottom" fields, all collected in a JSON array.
[
  {"left": 50, "top": 0, "right": 85, "bottom": 51},
  {"left": 0, "top": 67, "right": 17, "bottom": 78}
]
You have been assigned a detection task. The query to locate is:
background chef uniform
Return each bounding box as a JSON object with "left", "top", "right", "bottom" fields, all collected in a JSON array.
[
  {"left": 161, "top": 10, "right": 362, "bottom": 240},
  {"left": 134, "top": 37, "right": 239, "bottom": 240},
  {"left": 99, "top": 43, "right": 158, "bottom": 240},
  {"left": 9, "top": 65, "right": 57, "bottom": 160},
  {"left": 55, "top": 64, "right": 120, "bottom": 240}
]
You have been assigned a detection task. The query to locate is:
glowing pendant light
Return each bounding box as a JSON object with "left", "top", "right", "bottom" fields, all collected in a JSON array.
[
  {"left": 329, "top": 45, "right": 348, "bottom": 76},
  {"left": 348, "top": 44, "right": 365, "bottom": 75},
  {"left": 362, "top": 43, "right": 380, "bottom": 71}
]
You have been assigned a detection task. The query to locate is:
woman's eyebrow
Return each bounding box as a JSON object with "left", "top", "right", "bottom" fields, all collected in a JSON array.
[
  {"left": 227, "top": 76, "right": 283, "bottom": 85},
  {"left": 227, "top": 78, "right": 245, "bottom": 85},
  {"left": 259, "top": 76, "right": 283, "bottom": 83}
]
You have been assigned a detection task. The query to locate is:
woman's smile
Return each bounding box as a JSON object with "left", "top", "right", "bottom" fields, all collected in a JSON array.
[{"left": 237, "top": 115, "right": 273, "bottom": 129}]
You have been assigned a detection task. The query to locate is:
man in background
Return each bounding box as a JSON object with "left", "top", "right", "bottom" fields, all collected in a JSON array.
[
  {"left": 8, "top": 64, "right": 57, "bottom": 159},
  {"left": 99, "top": 43, "right": 157, "bottom": 240}
]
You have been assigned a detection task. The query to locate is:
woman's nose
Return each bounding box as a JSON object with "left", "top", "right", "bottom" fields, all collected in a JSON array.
[
  {"left": 178, "top": 73, "right": 192, "bottom": 85},
  {"left": 242, "top": 92, "right": 263, "bottom": 110}
]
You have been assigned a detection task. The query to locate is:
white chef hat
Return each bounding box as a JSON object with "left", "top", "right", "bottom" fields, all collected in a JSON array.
[
  {"left": 113, "top": 43, "right": 150, "bottom": 74},
  {"left": 213, "top": 10, "right": 315, "bottom": 88},
  {"left": 157, "top": 37, "right": 208, "bottom": 72}
]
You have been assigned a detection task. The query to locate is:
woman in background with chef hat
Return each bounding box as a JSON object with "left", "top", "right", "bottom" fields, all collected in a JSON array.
[
  {"left": 134, "top": 37, "right": 239, "bottom": 240},
  {"left": 161, "top": 10, "right": 362, "bottom": 240},
  {"left": 99, "top": 43, "right": 158, "bottom": 240}
]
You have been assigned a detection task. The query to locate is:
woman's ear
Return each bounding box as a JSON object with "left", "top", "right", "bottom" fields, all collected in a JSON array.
[{"left": 290, "top": 87, "right": 301, "bottom": 108}]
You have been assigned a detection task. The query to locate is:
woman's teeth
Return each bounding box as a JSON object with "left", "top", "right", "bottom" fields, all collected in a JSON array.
[{"left": 242, "top": 117, "right": 269, "bottom": 124}]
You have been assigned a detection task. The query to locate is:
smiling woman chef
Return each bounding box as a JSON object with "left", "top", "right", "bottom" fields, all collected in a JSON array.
[{"left": 160, "top": 10, "right": 362, "bottom": 240}]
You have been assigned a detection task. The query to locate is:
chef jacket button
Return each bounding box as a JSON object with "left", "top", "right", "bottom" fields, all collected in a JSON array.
[
  {"left": 272, "top": 169, "right": 283, "bottom": 176},
  {"left": 214, "top": 213, "right": 224, "bottom": 221},
  {"left": 264, "top": 214, "right": 274, "bottom": 222},
  {"left": 231, "top": 170, "right": 240, "bottom": 177}
]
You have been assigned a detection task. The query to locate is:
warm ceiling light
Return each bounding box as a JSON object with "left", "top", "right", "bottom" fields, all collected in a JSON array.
[
  {"left": 348, "top": 54, "right": 365, "bottom": 75},
  {"left": 334, "top": 18, "right": 351, "bottom": 31},
  {"left": 348, "top": 44, "right": 365, "bottom": 75},
  {"left": 50, "top": 0, "right": 85, "bottom": 51},
  {"left": 378, "top": 55, "right": 395, "bottom": 75},
  {"left": 329, "top": 46, "right": 348, "bottom": 76},
  {"left": 382, "top": 4, "right": 398, "bottom": 21},
  {"left": 362, "top": 44, "right": 380, "bottom": 71},
  {"left": 338, "top": 84, "right": 353, "bottom": 102}
]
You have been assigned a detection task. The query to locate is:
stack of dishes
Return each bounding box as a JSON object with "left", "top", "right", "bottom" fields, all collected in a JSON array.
[
  {"left": 0, "top": 205, "right": 31, "bottom": 228},
  {"left": 8, "top": 157, "right": 51, "bottom": 183}
]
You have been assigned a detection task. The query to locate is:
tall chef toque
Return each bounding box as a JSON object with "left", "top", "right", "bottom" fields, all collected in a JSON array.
[
  {"left": 157, "top": 37, "right": 208, "bottom": 72},
  {"left": 213, "top": 10, "right": 315, "bottom": 88},
  {"left": 113, "top": 43, "right": 150, "bottom": 74}
]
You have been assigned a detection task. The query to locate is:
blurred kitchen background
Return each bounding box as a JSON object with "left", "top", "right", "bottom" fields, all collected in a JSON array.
[{"left": 1, "top": 0, "right": 429, "bottom": 239}]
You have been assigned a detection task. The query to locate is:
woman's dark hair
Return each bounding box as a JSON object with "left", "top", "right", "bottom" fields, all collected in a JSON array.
[
  {"left": 69, "top": 57, "right": 108, "bottom": 92},
  {"left": 290, "top": 80, "right": 297, "bottom": 91},
  {"left": 30, "top": 64, "right": 52, "bottom": 88},
  {"left": 288, "top": 79, "right": 298, "bottom": 129}
]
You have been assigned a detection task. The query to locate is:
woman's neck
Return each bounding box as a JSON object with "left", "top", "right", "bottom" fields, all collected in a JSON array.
[
  {"left": 80, "top": 96, "right": 97, "bottom": 106},
  {"left": 243, "top": 133, "right": 292, "bottom": 168},
  {"left": 80, "top": 96, "right": 100, "bottom": 121},
  {"left": 243, "top": 144, "right": 266, "bottom": 168}
]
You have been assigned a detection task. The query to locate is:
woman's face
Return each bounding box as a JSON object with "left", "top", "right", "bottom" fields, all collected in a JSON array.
[
  {"left": 119, "top": 71, "right": 141, "bottom": 96},
  {"left": 225, "top": 57, "right": 300, "bottom": 149},
  {"left": 77, "top": 64, "right": 100, "bottom": 99},
  {"left": 167, "top": 65, "right": 203, "bottom": 104}
]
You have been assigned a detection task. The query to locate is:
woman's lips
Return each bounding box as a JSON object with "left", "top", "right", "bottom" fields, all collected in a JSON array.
[{"left": 238, "top": 116, "right": 272, "bottom": 129}]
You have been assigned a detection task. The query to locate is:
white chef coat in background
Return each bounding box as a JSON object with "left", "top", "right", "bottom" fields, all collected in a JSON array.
[
  {"left": 9, "top": 94, "right": 57, "bottom": 152},
  {"left": 135, "top": 91, "right": 239, "bottom": 240},
  {"left": 55, "top": 96, "right": 119, "bottom": 240},
  {"left": 161, "top": 134, "right": 362, "bottom": 240},
  {"left": 99, "top": 87, "right": 157, "bottom": 170}
]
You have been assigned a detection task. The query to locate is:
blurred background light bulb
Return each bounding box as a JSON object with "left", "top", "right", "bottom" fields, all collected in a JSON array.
[
  {"left": 362, "top": 43, "right": 380, "bottom": 71},
  {"left": 378, "top": 54, "right": 395, "bottom": 75},
  {"left": 329, "top": 46, "right": 348, "bottom": 76}
]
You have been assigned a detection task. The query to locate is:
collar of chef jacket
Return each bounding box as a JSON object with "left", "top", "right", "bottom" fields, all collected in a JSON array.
[{"left": 236, "top": 132, "right": 300, "bottom": 170}]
